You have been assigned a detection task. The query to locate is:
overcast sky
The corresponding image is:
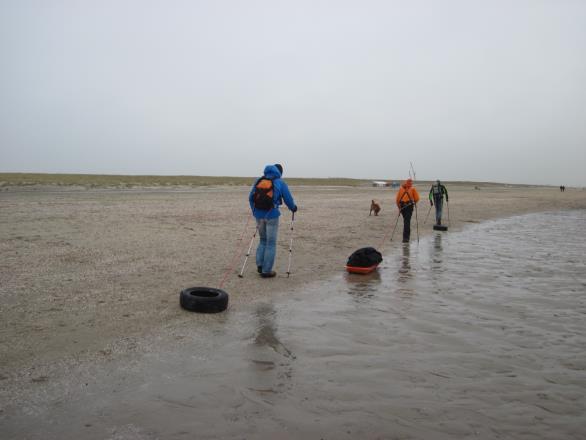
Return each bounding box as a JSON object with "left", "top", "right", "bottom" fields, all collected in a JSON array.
[{"left": 1, "top": 1, "right": 585, "bottom": 186}]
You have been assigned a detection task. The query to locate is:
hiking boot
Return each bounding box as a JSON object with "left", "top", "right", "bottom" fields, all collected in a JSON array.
[
  {"left": 402, "top": 239, "right": 409, "bottom": 243},
  {"left": 260, "top": 271, "right": 277, "bottom": 278},
  {"left": 257, "top": 266, "right": 262, "bottom": 273}
]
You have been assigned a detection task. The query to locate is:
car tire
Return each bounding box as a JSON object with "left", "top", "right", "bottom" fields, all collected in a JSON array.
[{"left": 180, "top": 287, "right": 229, "bottom": 313}]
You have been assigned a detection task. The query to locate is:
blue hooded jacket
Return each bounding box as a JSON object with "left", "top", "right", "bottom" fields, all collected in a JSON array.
[{"left": 249, "top": 165, "right": 297, "bottom": 219}]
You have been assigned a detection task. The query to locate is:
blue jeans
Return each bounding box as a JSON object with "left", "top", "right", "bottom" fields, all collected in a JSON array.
[{"left": 256, "top": 217, "right": 279, "bottom": 273}]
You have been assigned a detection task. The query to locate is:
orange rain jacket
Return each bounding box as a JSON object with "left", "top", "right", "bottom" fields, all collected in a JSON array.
[{"left": 395, "top": 179, "right": 420, "bottom": 209}]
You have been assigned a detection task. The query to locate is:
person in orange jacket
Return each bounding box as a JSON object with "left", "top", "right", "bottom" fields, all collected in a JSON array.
[{"left": 395, "top": 178, "right": 420, "bottom": 243}]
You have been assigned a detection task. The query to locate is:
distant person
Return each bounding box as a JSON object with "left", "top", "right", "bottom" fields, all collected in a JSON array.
[
  {"left": 395, "top": 178, "right": 420, "bottom": 243},
  {"left": 560, "top": 185, "right": 563, "bottom": 192},
  {"left": 249, "top": 164, "right": 297, "bottom": 278},
  {"left": 428, "top": 180, "right": 449, "bottom": 225}
]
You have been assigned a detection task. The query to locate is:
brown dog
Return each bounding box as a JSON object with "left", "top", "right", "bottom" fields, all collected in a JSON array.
[{"left": 369, "top": 199, "right": 381, "bottom": 216}]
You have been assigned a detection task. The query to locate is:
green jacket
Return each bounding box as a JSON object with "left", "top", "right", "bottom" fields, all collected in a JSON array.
[{"left": 429, "top": 183, "right": 448, "bottom": 202}]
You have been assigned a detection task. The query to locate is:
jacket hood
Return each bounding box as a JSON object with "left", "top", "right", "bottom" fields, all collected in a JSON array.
[{"left": 263, "top": 165, "right": 282, "bottom": 180}]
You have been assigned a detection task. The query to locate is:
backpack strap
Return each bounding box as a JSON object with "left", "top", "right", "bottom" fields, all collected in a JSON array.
[{"left": 399, "top": 187, "right": 414, "bottom": 204}]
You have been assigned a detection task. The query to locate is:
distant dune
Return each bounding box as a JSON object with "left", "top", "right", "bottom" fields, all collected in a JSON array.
[{"left": 0, "top": 173, "right": 553, "bottom": 189}]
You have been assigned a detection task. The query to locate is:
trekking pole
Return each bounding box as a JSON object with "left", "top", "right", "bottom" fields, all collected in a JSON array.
[
  {"left": 218, "top": 212, "right": 253, "bottom": 288},
  {"left": 286, "top": 212, "right": 295, "bottom": 278},
  {"left": 237, "top": 208, "right": 273, "bottom": 278},
  {"left": 377, "top": 207, "right": 400, "bottom": 251},
  {"left": 388, "top": 209, "right": 402, "bottom": 243},
  {"left": 380, "top": 203, "right": 414, "bottom": 249},
  {"left": 389, "top": 203, "right": 414, "bottom": 243},
  {"left": 423, "top": 204, "right": 432, "bottom": 225},
  {"left": 238, "top": 227, "right": 258, "bottom": 278}
]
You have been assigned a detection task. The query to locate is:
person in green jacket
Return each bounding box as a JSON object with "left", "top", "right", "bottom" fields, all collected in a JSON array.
[{"left": 428, "top": 180, "right": 449, "bottom": 225}]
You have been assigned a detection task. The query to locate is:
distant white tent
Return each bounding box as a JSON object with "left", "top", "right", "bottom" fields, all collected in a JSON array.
[{"left": 372, "top": 181, "right": 390, "bottom": 187}]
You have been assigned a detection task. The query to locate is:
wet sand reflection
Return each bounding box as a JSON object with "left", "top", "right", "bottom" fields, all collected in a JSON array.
[{"left": 345, "top": 271, "right": 381, "bottom": 302}]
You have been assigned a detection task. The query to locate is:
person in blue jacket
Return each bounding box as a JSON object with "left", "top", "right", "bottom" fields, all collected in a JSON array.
[{"left": 249, "top": 164, "right": 297, "bottom": 278}]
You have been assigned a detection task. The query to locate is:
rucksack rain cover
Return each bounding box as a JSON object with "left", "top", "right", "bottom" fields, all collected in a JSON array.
[{"left": 346, "top": 247, "right": 383, "bottom": 267}]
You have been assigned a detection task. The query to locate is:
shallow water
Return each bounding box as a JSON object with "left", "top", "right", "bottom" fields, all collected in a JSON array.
[{"left": 4, "top": 211, "right": 586, "bottom": 439}]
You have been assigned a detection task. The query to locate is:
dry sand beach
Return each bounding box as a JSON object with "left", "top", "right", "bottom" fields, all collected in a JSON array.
[{"left": 1, "top": 180, "right": 586, "bottom": 439}]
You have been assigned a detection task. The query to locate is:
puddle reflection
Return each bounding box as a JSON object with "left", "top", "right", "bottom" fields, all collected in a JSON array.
[
  {"left": 398, "top": 243, "right": 412, "bottom": 282},
  {"left": 431, "top": 232, "right": 444, "bottom": 272},
  {"left": 396, "top": 243, "right": 416, "bottom": 297},
  {"left": 253, "top": 302, "right": 294, "bottom": 359},
  {"left": 345, "top": 271, "right": 381, "bottom": 302},
  {"left": 247, "top": 302, "right": 295, "bottom": 397}
]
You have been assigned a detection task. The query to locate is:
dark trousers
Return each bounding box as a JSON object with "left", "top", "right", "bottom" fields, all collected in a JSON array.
[
  {"left": 400, "top": 203, "right": 414, "bottom": 242},
  {"left": 433, "top": 195, "right": 444, "bottom": 225}
]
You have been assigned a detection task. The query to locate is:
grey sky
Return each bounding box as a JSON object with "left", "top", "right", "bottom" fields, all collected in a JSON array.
[{"left": 1, "top": 0, "right": 585, "bottom": 186}]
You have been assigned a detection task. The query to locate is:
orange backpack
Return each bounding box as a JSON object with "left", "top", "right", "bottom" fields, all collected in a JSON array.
[{"left": 253, "top": 178, "right": 274, "bottom": 210}]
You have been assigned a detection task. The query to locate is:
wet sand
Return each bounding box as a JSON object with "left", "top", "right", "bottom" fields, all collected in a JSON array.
[{"left": 1, "top": 183, "right": 585, "bottom": 438}]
